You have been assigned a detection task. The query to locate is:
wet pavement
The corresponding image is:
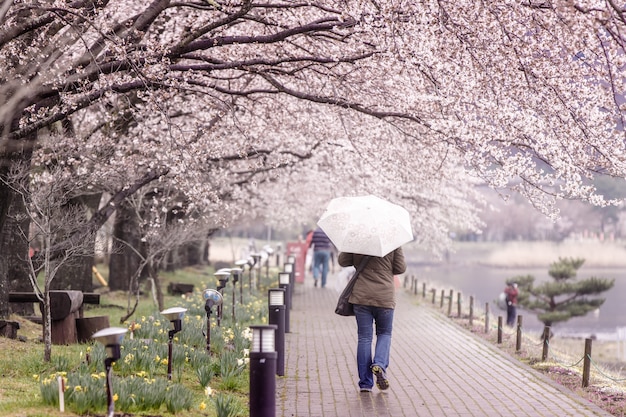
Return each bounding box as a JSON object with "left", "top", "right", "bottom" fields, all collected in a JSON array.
[{"left": 275, "top": 274, "right": 611, "bottom": 417}]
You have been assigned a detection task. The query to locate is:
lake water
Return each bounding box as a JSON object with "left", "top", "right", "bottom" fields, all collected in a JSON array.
[{"left": 406, "top": 260, "right": 626, "bottom": 341}]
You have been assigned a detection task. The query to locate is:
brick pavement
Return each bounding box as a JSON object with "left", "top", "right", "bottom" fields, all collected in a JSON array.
[{"left": 275, "top": 273, "right": 612, "bottom": 417}]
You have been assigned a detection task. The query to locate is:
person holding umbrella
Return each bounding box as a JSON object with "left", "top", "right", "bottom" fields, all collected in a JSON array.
[
  {"left": 338, "top": 248, "right": 406, "bottom": 392},
  {"left": 318, "top": 195, "right": 413, "bottom": 392}
]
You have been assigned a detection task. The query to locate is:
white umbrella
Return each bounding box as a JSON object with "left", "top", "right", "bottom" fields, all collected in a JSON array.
[{"left": 317, "top": 195, "right": 413, "bottom": 257}]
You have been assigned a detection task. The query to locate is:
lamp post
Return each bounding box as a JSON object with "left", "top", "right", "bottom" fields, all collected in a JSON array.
[
  {"left": 247, "top": 256, "right": 256, "bottom": 290},
  {"left": 215, "top": 269, "right": 230, "bottom": 326},
  {"left": 230, "top": 267, "right": 242, "bottom": 321},
  {"left": 284, "top": 262, "right": 294, "bottom": 309},
  {"left": 268, "top": 288, "right": 286, "bottom": 376},
  {"left": 91, "top": 327, "right": 127, "bottom": 417},
  {"left": 275, "top": 243, "right": 282, "bottom": 268},
  {"left": 249, "top": 324, "right": 278, "bottom": 417},
  {"left": 235, "top": 259, "right": 248, "bottom": 302},
  {"left": 161, "top": 307, "right": 187, "bottom": 380},
  {"left": 263, "top": 245, "right": 274, "bottom": 280},
  {"left": 251, "top": 253, "right": 262, "bottom": 290},
  {"left": 278, "top": 272, "right": 291, "bottom": 333},
  {"left": 202, "top": 289, "right": 223, "bottom": 354}
]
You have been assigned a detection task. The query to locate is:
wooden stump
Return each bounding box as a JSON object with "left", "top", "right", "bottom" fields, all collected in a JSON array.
[
  {"left": 49, "top": 290, "right": 84, "bottom": 320},
  {"left": 47, "top": 291, "right": 84, "bottom": 345},
  {"left": 76, "top": 316, "right": 110, "bottom": 343},
  {"left": 0, "top": 320, "right": 20, "bottom": 339}
]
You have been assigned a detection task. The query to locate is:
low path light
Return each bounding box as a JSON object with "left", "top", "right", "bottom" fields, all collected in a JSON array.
[
  {"left": 275, "top": 243, "right": 282, "bottom": 267},
  {"left": 249, "top": 324, "right": 278, "bottom": 417},
  {"left": 263, "top": 245, "right": 274, "bottom": 276},
  {"left": 91, "top": 327, "right": 127, "bottom": 417},
  {"left": 247, "top": 256, "right": 257, "bottom": 290},
  {"left": 202, "top": 289, "right": 223, "bottom": 354},
  {"left": 230, "top": 267, "right": 243, "bottom": 321},
  {"left": 268, "top": 288, "right": 286, "bottom": 376},
  {"left": 278, "top": 272, "right": 291, "bottom": 333},
  {"left": 161, "top": 307, "right": 187, "bottom": 380},
  {"left": 284, "top": 262, "right": 295, "bottom": 306},
  {"left": 215, "top": 269, "right": 230, "bottom": 326},
  {"left": 235, "top": 259, "right": 249, "bottom": 302},
  {"left": 251, "top": 253, "right": 262, "bottom": 290}
]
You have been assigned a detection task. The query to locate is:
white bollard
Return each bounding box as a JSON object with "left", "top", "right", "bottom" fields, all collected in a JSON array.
[{"left": 57, "top": 375, "right": 65, "bottom": 412}]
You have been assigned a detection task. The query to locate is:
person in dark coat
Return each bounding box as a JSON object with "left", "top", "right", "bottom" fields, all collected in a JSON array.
[
  {"left": 338, "top": 247, "right": 406, "bottom": 392},
  {"left": 504, "top": 282, "right": 519, "bottom": 326}
]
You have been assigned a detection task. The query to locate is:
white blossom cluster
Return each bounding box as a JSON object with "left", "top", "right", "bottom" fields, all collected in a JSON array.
[{"left": 2, "top": 0, "right": 626, "bottom": 252}]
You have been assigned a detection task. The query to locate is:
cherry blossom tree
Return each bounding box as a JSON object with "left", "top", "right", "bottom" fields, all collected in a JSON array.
[{"left": 2, "top": 1, "right": 626, "bottom": 318}]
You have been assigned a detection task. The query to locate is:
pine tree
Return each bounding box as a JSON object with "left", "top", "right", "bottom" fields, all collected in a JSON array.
[{"left": 508, "top": 257, "right": 614, "bottom": 331}]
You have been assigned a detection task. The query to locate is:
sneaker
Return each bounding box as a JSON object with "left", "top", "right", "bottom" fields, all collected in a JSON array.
[
  {"left": 314, "top": 279, "right": 318, "bottom": 287},
  {"left": 359, "top": 387, "right": 372, "bottom": 393},
  {"left": 371, "top": 365, "right": 389, "bottom": 390}
]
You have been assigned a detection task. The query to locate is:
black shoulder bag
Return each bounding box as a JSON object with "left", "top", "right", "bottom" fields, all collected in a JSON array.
[{"left": 335, "top": 256, "right": 371, "bottom": 316}]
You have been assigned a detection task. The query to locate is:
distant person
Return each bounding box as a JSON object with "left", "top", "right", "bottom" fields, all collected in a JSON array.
[
  {"left": 308, "top": 227, "right": 333, "bottom": 287},
  {"left": 338, "top": 247, "right": 406, "bottom": 393},
  {"left": 504, "top": 282, "right": 519, "bottom": 326}
]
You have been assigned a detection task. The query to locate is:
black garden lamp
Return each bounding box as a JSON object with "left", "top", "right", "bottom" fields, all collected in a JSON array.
[
  {"left": 263, "top": 245, "right": 274, "bottom": 278},
  {"left": 247, "top": 256, "right": 257, "bottom": 290},
  {"left": 268, "top": 288, "right": 286, "bottom": 376},
  {"left": 251, "top": 253, "right": 262, "bottom": 289},
  {"left": 230, "top": 267, "right": 243, "bottom": 320},
  {"left": 278, "top": 271, "right": 291, "bottom": 333},
  {"left": 275, "top": 243, "right": 282, "bottom": 268},
  {"left": 202, "top": 289, "right": 223, "bottom": 354},
  {"left": 160, "top": 306, "right": 187, "bottom": 380},
  {"left": 284, "top": 261, "right": 295, "bottom": 289},
  {"left": 249, "top": 324, "right": 278, "bottom": 417},
  {"left": 215, "top": 269, "right": 230, "bottom": 326},
  {"left": 91, "top": 327, "right": 127, "bottom": 417},
  {"left": 235, "top": 259, "right": 249, "bottom": 301}
]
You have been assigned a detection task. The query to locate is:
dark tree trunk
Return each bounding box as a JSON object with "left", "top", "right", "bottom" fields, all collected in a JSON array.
[
  {"left": 6, "top": 192, "right": 34, "bottom": 315},
  {"left": 148, "top": 261, "right": 164, "bottom": 311},
  {"left": 0, "top": 187, "right": 29, "bottom": 318},
  {"left": 52, "top": 193, "right": 102, "bottom": 292},
  {"left": 183, "top": 241, "right": 202, "bottom": 266},
  {"left": 0, "top": 163, "right": 12, "bottom": 319},
  {"left": 203, "top": 238, "right": 210, "bottom": 265},
  {"left": 165, "top": 249, "right": 180, "bottom": 272},
  {"left": 1, "top": 120, "right": 36, "bottom": 318},
  {"left": 108, "top": 200, "right": 143, "bottom": 291}
]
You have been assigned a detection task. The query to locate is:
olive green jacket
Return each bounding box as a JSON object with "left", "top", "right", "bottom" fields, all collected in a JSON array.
[{"left": 338, "top": 247, "right": 406, "bottom": 309}]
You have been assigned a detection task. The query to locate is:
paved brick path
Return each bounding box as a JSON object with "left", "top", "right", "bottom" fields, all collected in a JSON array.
[{"left": 276, "top": 274, "right": 611, "bottom": 417}]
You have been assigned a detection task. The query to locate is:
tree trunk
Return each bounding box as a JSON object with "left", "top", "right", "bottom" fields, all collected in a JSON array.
[
  {"left": 7, "top": 194, "right": 33, "bottom": 314},
  {"left": 52, "top": 193, "right": 102, "bottom": 292},
  {"left": 0, "top": 167, "right": 12, "bottom": 319},
  {"left": 108, "top": 201, "right": 143, "bottom": 291},
  {"left": 148, "top": 261, "right": 164, "bottom": 311},
  {"left": 183, "top": 241, "right": 203, "bottom": 266},
  {"left": 0, "top": 193, "right": 32, "bottom": 317}
]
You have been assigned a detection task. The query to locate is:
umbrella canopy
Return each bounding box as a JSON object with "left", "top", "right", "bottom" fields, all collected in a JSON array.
[{"left": 317, "top": 195, "right": 414, "bottom": 257}]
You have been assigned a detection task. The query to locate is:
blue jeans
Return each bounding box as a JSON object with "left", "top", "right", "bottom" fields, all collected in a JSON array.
[
  {"left": 313, "top": 250, "right": 331, "bottom": 287},
  {"left": 353, "top": 304, "right": 394, "bottom": 389}
]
